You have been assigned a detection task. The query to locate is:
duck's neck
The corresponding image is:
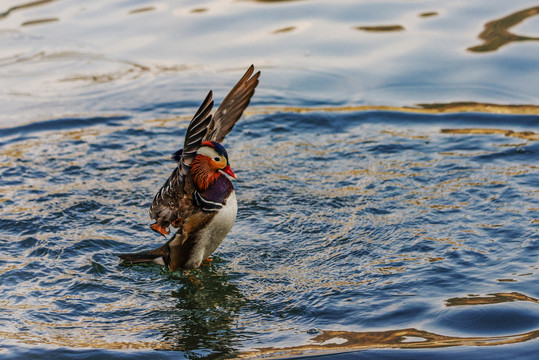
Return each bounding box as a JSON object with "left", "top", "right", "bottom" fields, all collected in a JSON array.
[
  {"left": 201, "top": 175, "right": 234, "bottom": 204},
  {"left": 191, "top": 159, "right": 234, "bottom": 204}
]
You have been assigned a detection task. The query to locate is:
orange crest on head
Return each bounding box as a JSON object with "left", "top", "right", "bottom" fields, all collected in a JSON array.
[{"left": 201, "top": 141, "right": 215, "bottom": 148}]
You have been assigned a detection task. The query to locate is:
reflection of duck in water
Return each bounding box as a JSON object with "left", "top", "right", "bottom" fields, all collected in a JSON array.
[
  {"left": 161, "top": 264, "right": 249, "bottom": 354},
  {"left": 119, "top": 66, "right": 260, "bottom": 270}
]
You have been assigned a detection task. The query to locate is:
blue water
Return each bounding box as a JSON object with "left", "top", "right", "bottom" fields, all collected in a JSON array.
[{"left": 1, "top": 1, "right": 539, "bottom": 359}]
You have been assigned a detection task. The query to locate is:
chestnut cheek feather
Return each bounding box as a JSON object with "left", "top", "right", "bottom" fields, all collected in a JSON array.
[{"left": 191, "top": 157, "right": 220, "bottom": 192}]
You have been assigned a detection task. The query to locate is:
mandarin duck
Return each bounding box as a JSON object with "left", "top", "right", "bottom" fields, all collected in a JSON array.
[{"left": 119, "top": 65, "right": 260, "bottom": 270}]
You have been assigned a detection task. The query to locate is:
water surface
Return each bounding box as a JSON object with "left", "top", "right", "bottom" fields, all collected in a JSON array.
[{"left": 0, "top": 0, "right": 538, "bottom": 359}]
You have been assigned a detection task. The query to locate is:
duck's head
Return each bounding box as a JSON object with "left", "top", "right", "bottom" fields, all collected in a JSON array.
[{"left": 191, "top": 141, "right": 237, "bottom": 191}]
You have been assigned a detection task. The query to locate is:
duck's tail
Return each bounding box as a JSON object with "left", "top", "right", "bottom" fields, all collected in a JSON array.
[{"left": 118, "top": 243, "right": 170, "bottom": 267}]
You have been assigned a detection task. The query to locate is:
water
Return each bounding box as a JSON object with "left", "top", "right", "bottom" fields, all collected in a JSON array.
[{"left": 1, "top": 1, "right": 539, "bottom": 359}]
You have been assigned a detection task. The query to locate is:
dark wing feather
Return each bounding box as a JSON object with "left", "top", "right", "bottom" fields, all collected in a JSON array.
[
  {"left": 149, "top": 166, "right": 183, "bottom": 225},
  {"left": 204, "top": 65, "right": 260, "bottom": 143},
  {"left": 148, "top": 92, "right": 214, "bottom": 227},
  {"left": 179, "top": 91, "right": 214, "bottom": 175}
]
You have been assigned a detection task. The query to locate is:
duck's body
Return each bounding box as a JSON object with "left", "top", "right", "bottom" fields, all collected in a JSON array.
[
  {"left": 119, "top": 65, "right": 259, "bottom": 270},
  {"left": 180, "top": 190, "right": 237, "bottom": 269}
]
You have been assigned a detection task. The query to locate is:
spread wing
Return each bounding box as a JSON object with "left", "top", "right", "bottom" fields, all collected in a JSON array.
[
  {"left": 204, "top": 65, "right": 260, "bottom": 143},
  {"left": 179, "top": 91, "right": 214, "bottom": 176},
  {"left": 148, "top": 166, "right": 184, "bottom": 229},
  {"left": 148, "top": 65, "right": 260, "bottom": 235},
  {"left": 148, "top": 92, "right": 214, "bottom": 230}
]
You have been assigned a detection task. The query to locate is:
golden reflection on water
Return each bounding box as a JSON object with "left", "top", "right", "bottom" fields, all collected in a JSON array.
[
  {"left": 250, "top": 102, "right": 539, "bottom": 116},
  {"left": 355, "top": 25, "right": 405, "bottom": 32},
  {"left": 246, "top": 0, "right": 306, "bottom": 3},
  {"left": 0, "top": 0, "right": 56, "bottom": 19},
  {"left": 0, "top": 329, "right": 166, "bottom": 350},
  {"left": 241, "top": 326, "right": 539, "bottom": 359},
  {"left": 419, "top": 12, "right": 438, "bottom": 18},
  {"left": 128, "top": 7, "right": 156, "bottom": 15},
  {"left": 413, "top": 102, "right": 539, "bottom": 115},
  {"left": 469, "top": 6, "right": 539, "bottom": 52},
  {"left": 442, "top": 128, "right": 539, "bottom": 141},
  {"left": 20, "top": 18, "right": 58, "bottom": 27},
  {"left": 446, "top": 292, "right": 539, "bottom": 307},
  {"left": 238, "top": 293, "right": 539, "bottom": 357},
  {"left": 4, "top": 288, "right": 537, "bottom": 353},
  {"left": 272, "top": 26, "right": 296, "bottom": 34},
  {"left": 190, "top": 8, "right": 208, "bottom": 14}
]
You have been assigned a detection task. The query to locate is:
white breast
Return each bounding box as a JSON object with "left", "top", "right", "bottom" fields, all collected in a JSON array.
[{"left": 184, "top": 191, "right": 237, "bottom": 268}]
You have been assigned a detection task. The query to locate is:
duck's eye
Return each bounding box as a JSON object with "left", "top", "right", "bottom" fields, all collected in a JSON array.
[{"left": 214, "top": 157, "right": 220, "bottom": 162}]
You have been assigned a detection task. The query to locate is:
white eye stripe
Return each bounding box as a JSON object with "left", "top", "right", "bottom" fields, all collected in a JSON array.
[
  {"left": 197, "top": 146, "right": 226, "bottom": 163},
  {"left": 196, "top": 146, "right": 219, "bottom": 158}
]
